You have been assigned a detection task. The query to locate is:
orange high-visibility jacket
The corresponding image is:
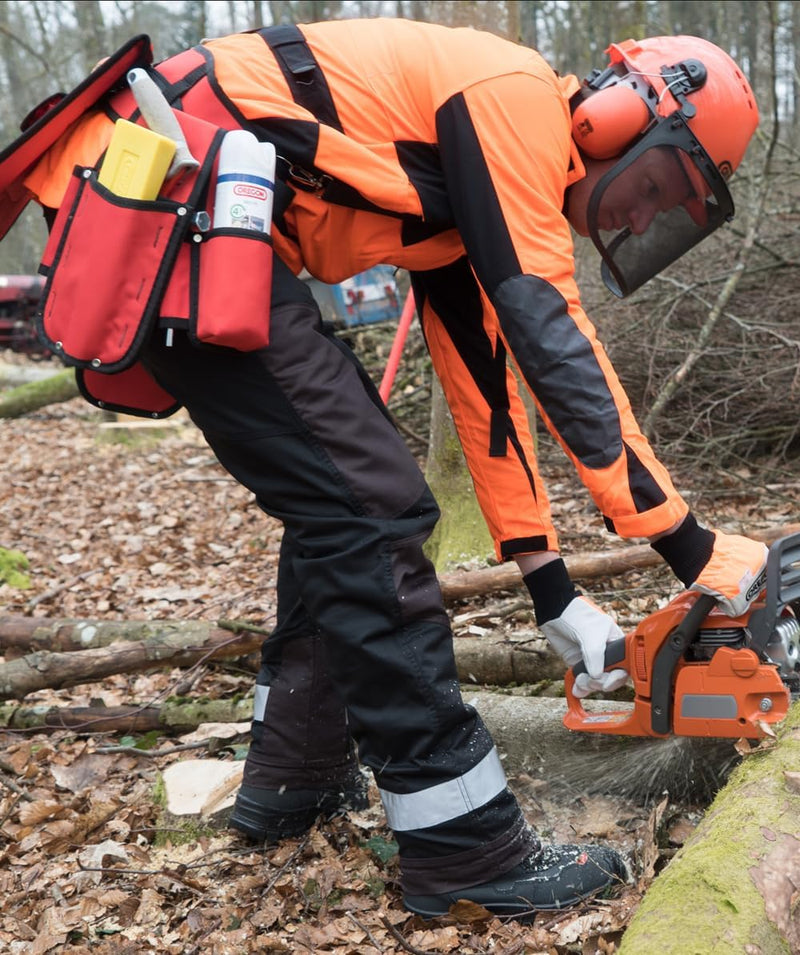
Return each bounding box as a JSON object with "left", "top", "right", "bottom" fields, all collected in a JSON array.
[{"left": 26, "top": 18, "right": 689, "bottom": 556}]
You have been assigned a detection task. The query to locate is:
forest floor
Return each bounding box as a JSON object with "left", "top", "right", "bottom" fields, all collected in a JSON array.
[{"left": 1, "top": 333, "right": 799, "bottom": 954}]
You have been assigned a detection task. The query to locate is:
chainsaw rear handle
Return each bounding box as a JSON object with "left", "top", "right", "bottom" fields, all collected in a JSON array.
[
  {"left": 569, "top": 636, "right": 627, "bottom": 679},
  {"left": 569, "top": 591, "right": 717, "bottom": 683}
]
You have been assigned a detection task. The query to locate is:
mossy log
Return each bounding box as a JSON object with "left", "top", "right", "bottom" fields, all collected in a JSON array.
[
  {"left": 0, "top": 368, "right": 78, "bottom": 417},
  {"left": 0, "top": 697, "right": 253, "bottom": 733},
  {"left": 0, "top": 361, "right": 58, "bottom": 388},
  {"left": 617, "top": 701, "right": 800, "bottom": 955}
]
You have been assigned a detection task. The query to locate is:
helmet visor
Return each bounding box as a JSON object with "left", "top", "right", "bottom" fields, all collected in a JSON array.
[{"left": 587, "top": 113, "right": 734, "bottom": 298}]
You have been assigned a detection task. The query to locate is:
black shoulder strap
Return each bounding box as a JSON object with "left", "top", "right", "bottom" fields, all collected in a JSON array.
[{"left": 257, "top": 24, "right": 344, "bottom": 133}]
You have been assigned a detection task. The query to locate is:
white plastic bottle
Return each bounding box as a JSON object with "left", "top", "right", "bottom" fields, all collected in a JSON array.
[{"left": 212, "top": 130, "right": 276, "bottom": 233}]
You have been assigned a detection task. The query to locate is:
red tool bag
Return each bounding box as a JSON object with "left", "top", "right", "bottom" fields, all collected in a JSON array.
[
  {"left": 0, "top": 37, "right": 274, "bottom": 417},
  {"left": 36, "top": 100, "right": 273, "bottom": 365}
]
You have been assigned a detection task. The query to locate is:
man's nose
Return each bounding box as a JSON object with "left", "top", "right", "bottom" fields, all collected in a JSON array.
[{"left": 628, "top": 202, "right": 657, "bottom": 236}]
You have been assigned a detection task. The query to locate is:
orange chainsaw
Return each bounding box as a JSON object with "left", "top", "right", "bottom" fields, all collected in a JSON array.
[{"left": 564, "top": 532, "right": 800, "bottom": 739}]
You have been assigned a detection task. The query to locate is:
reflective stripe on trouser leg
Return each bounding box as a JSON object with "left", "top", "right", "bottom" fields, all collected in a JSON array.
[
  {"left": 139, "top": 259, "right": 534, "bottom": 890},
  {"left": 379, "top": 746, "right": 506, "bottom": 832},
  {"left": 253, "top": 684, "right": 269, "bottom": 723}
]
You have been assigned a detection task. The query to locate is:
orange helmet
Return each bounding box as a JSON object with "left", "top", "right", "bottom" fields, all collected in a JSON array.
[{"left": 571, "top": 36, "right": 759, "bottom": 297}]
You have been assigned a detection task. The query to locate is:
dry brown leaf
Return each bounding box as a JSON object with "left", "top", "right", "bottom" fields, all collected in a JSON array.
[
  {"left": 784, "top": 771, "right": 800, "bottom": 795},
  {"left": 734, "top": 737, "right": 753, "bottom": 756},
  {"left": 133, "top": 887, "right": 168, "bottom": 926},
  {"left": 18, "top": 800, "right": 68, "bottom": 826},
  {"left": 51, "top": 755, "right": 115, "bottom": 794},
  {"left": 447, "top": 897, "right": 494, "bottom": 924},
  {"left": 408, "top": 924, "right": 462, "bottom": 951},
  {"left": 756, "top": 719, "right": 778, "bottom": 739}
]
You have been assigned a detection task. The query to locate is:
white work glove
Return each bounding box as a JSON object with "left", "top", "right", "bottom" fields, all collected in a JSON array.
[
  {"left": 540, "top": 595, "right": 629, "bottom": 699},
  {"left": 652, "top": 514, "right": 768, "bottom": 617}
]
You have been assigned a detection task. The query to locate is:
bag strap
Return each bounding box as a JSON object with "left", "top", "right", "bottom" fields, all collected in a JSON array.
[{"left": 258, "top": 24, "right": 344, "bottom": 133}]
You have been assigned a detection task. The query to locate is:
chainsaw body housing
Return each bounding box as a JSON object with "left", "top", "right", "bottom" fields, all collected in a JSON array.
[{"left": 564, "top": 533, "right": 800, "bottom": 739}]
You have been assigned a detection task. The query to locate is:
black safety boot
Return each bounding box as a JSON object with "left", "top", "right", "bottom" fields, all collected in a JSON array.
[
  {"left": 229, "top": 767, "right": 370, "bottom": 843},
  {"left": 403, "top": 843, "right": 629, "bottom": 921}
]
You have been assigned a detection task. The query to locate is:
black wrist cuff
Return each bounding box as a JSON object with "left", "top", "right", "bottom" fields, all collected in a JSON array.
[
  {"left": 650, "top": 513, "right": 715, "bottom": 587},
  {"left": 523, "top": 558, "right": 579, "bottom": 625}
]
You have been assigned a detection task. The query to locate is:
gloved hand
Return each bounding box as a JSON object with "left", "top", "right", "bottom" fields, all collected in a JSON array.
[
  {"left": 540, "top": 596, "right": 629, "bottom": 699},
  {"left": 522, "top": 558, "right": 629, "bottom": 699},
  {"left": 651, "top": 513, "right": 767, "bottom": 616}
]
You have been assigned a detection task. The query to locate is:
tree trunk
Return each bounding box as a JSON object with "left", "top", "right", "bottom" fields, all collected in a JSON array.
[
  {"left": 618, "top": 702, "right": 800, "bottom": 954},
  {"left": 424, "top": 376, "right": 494, "bottom": 571},
  {"left": 0, "top": 369, "right": 79, "bottom": 417}
]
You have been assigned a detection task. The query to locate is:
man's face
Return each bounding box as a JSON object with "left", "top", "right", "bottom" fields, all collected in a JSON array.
[{"left": 567, "top": 146, "right": 694, "bottom": 238}]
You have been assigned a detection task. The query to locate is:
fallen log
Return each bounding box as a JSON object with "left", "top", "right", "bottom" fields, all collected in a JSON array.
[
  {"left": 0, "top": 615, "right": 564, "bottom": 700},
  {"left": 0, "top": 689, "right": 738, "bottom": 804},
  {"left": 0, "top": 698, "right": 253, "bottom": 734},
  {"left": 438, "top": 523, "right": 800, "bottom": 601},
  {"left": 465, "top": 689, "right": 738, "bottom": 805},
  {"left": 0, "top": 368, "right": 79, "bottom": 418},
  {"left": 0, "top": 616, "right": 267, "bottom": 657},
  {"left": 0, "top": 621, "right": 266, "bottom": 701},
  {"left": 617, "top": 701, "right": 800, "bottom": 954},
  {"left": 0, "top": 361, "right": 62, "bottom": 387}
]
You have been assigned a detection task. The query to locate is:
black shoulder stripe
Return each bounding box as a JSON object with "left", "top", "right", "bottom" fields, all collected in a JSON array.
[
  {"left": 257, "top": 24, "right": 344, "bottom": 133},
  {"left": 435, "top": 93, "right": 520, "bottom": 296}
]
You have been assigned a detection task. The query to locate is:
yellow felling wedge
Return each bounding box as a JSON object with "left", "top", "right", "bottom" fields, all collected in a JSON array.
[{"left": 97, "top": 119, "right": 176, "bottom": 200}]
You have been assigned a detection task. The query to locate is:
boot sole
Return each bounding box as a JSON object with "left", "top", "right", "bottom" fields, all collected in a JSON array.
[{"left": 404, "top": 884, "right": 613, "bottom": 921}]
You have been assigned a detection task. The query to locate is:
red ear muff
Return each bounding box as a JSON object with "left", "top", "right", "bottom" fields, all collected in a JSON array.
[{"left": 571, "top": 85, "right": 651, "bottom": 160}]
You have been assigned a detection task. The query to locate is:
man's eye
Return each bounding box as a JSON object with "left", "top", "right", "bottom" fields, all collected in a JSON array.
[{"left": 643, "top": 179, "right": 660, "bottom": 200}]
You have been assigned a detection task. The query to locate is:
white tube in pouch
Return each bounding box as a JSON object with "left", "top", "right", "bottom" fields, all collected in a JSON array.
[{"left": 212, "top": 130, "right": 276, "bottom": 233}]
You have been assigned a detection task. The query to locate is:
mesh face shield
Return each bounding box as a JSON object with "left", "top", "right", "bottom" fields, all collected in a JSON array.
[{"left": 587, "top": 112, "right": 734, "bottom": 298}]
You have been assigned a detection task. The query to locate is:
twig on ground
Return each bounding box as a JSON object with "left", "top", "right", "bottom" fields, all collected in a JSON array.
[
  {"left": 94, "top": 739, "right": 213, "bottom": 758},
  {"left": 381, "top": 916, "right": 438, "bottom": 955}
]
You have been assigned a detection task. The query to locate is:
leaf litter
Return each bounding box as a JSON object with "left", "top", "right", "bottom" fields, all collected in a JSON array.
[{"left": 2, "top": 346, "right": 799, "bottom": 953}]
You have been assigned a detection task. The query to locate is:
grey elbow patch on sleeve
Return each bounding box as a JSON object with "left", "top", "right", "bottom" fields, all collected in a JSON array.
[{"left": 493, "top": 274, "right": 623, "bottom": 469}]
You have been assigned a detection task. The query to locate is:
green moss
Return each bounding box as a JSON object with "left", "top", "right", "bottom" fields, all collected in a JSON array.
[
  {"left": 151, "top": 819, "right": 218, "bottom": 848},
  {"left": 95, "top": 427, "right": 171, "bottom": 447},
  {"left": 423, "top": 485, "right": 493, "bottom": 572},
  {"left": 0, "top": 547, "right": 31, "bottom": 589},
  {"left": 618, "top": 703, "right": 800, "bottom": 954},
  {"left": 152, "top": 772, "right": 168, "bottom": 809}
]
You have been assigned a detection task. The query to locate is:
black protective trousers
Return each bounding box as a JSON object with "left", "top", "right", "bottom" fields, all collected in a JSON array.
[{"left": 140, "top": 258, "right": 536, "bottom": 894}]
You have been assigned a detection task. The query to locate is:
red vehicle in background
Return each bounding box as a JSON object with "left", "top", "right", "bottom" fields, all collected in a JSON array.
[{"left": 0, "top": 275, "right": 48, "bottom": 357}]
